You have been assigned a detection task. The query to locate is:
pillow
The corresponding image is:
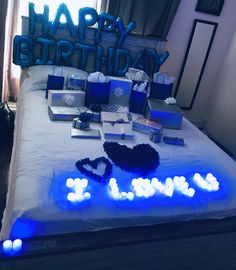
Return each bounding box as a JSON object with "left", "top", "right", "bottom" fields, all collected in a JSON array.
[{"left": 27, "top": 65, "right": 89, "bottom": 89}]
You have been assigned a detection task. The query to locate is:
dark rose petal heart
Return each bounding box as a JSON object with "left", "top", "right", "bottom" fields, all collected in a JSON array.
[{"left": 75, "top": 157, "right": 112, "bottom": 182}]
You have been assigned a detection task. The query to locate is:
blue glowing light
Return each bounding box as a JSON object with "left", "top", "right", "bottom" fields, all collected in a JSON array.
[
  {"left": 193, "top": 173, "right": 220, "bottom": 191},
  {"left": 107, "top": 173, "right": 219, "bottom": 201},
  {"left": 2, "top": 239, "right": 22, "bottom": 255},
  {"left": 12, "top": 239, "right": 23, "bottom": 252},
  {"left": 108, "top": 178, "right": 135, "bottom": 201},
  {"left": 66, "top": 178, "right": 91, "bottom": 203},
  {"left": 3, "top": 240, "right": 12, "bottom": 253}
]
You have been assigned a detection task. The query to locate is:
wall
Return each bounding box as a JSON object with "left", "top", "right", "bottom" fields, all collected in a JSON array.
[
  {"left": 206, "top": 28, "right": 236, "bottom": 156},
  {"left": 161, "top": 0, "right": 236, "bottom": 123}
]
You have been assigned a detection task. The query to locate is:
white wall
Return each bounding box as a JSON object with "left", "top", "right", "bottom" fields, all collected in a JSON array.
[
  {"left": 161, "top": 0, "right": 236, "bottom": 122},
  {"left": 206, "top": 28, "right": 236, "bottom": 155}
]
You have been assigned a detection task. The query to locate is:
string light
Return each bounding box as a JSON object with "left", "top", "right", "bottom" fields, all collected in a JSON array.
[
  {"left": 2, "top": 239, "right": 23, "bottom": 254},
  {"left": 193, "top": 173, "right": 219, "bottom": 191},
  {"left": 66, "top": 178, "right": 91, "bottom": 203}
]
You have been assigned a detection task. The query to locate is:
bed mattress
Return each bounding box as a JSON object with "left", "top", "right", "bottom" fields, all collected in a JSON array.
[{"left": 1, "top": 78, "right": 236, "bottom": 240}]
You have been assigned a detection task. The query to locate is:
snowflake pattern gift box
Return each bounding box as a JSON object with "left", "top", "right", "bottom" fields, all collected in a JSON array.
[{"left": 108, "top": 77, "right": 133, "bottom": 107}]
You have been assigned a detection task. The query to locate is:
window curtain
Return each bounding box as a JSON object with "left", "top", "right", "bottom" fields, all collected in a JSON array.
[
  {"left": 101, "top": 0, "right": 181, "bottom": 39},
  {"left": 0, "top": 0, "right": 8, "bottom": 101},
  {"left": 2, "top": 0, "right": 20, "bottom": 102}
]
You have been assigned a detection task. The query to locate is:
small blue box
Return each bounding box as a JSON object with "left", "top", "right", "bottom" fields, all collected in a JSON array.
[
  {"left": 145, "top": 99, "right": 183, "bottom": 129},
  {"left": 129, "top": 91, "right": 147, "bottom": 114},
  {"left": 67, "top": 75, "right": 86, "bottom": 90}
]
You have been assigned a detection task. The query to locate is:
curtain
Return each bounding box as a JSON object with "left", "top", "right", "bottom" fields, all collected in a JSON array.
[
  {"left": 0, "top": 0, "right": 8, "bottom": 101},
  {"left": 2, "top": 0, "right": 20, "bottom": 102},
  {"left": 101, "top": 0, "right": 181, "bottom": 39}
]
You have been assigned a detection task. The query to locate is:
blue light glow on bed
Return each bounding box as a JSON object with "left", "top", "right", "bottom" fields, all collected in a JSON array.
[{"left": 64, "top": 173, "right": 220, "bottom": 203}]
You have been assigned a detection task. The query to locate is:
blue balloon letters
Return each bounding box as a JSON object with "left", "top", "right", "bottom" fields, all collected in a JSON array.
[
  {"left": 49, "top": 3, "right": 77, "bottom": 38},
  {"left": 13, "top": 3, "right": 169, "bottom": 76},
  {"left": 13, "top": 35, "right": 33, "bottom": 68},
  {"left": 79, "top": 7, "right": 98, "bottom": 41}
]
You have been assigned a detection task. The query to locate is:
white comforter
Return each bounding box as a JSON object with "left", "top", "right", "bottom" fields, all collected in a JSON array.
[{"left": 1, "top": 78, "right": 236, "bottom": 240}]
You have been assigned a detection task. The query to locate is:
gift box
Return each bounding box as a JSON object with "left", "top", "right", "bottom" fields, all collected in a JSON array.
[
  {"left": 48, "top": 106, "right": 80, "bottom": 121},
  {"left": 108, "top": 76, "right": 132, "bottom": 107},
  {"left": 103, "top": 122, "right": 134, "bottom": 140},
  {"left": 67, "top": 74, "right": 86, "bottom": 90},
  {"left": 100, "top": 111, "right": 129, "bottom": 123},
  {"left": 48, "top": 90, "right": 85, "bottom": 107},
  {"left": 85, "top": 81, "right": 111, "bottom": 107},
  {"left": 46, "top": 67, "right": 65, "bottom": 99},
  {"left": 132, "top": 117, "right": 162, "bottom": 136},
  {"left": 145, "top": 99, "right": 183, "bottom": 129}
]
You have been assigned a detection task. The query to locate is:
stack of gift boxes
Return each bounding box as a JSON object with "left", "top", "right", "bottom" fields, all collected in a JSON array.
[{"left": 47, "top": 69, "right": 184, "bottom": 145}]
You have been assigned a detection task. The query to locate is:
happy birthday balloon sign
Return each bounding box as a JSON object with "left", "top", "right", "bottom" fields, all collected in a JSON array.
[{"left": 13, "top": 3, "right": 169, "bottom": 76}]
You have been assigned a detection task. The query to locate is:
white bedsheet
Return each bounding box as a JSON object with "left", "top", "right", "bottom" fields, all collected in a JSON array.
[{"left": 1, "top": 78, "right": 236, "bottom": 240}]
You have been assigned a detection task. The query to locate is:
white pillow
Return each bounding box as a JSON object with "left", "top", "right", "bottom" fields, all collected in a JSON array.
[{"left": 27, "top": 65, "right": 89, "bottom": 89}]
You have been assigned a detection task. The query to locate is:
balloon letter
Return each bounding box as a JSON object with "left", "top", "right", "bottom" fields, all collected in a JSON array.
[
  {"left": 95, "top": 13, "right": 116, "bottom": 44},
  {"left": 56, "top": 40, "right": 74, "bottom": 66},
  {"left": 79, "top": 7, "right": 98, "bottom": 41},
  {"left": 36, "top": 37, "right": 55, "bottom": 65},
  {"left": 116, "top": 17, "right": 136, "bottom": 48},
  {"left": 114, "top": 48, "right": 131, "bottom": 76},
  {"left": 49, "top": 3, "right": 77, "bottom": 38},
  {"left": 29, "top": 2, "right": 50, "bottom": 35},
  {"left": 75, "top": 43, "right": 97, "bottom": 70},
  {"left": 13, "top": 35, "right": 33, "bottom": 68}
]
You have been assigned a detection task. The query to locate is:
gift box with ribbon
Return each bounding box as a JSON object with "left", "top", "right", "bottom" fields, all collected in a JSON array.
[
  {"left": 108, "top": 76, "right": 133, "bottom": 107},
  {"left": 101, "top": 111, "right": 133, "bottom": 140},
  {"left": 145, "top": 99, "right": 183, "bottom": 129}
]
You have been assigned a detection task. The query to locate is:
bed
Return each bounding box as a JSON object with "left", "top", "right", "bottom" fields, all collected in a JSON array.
[{"left": 1, "top": 65, "right": 236, "bottom": 242}]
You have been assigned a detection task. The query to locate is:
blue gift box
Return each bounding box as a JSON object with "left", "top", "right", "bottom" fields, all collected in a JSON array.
[
  {"left": 67, "top": 75, "right": 86, "bottom": 90},
  {"left": 85, "top": 81, "right": 111, "bottom": 107},
  {"left": 149, "top": 81, "right": 173, "bottom": 100},
  {"left": 145, "top": 99, "right": 183, "bottom": 129},
  {"left": 108, "top": 76, "right": 132, "bottom": 107}
]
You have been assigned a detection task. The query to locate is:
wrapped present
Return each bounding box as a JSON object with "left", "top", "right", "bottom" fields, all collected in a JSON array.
[
  {"left": 48, "top": 90, "right": 85, "bottom": 107},
  {"left": 132, "top": 117, "right": 162, "bottom": 136},
  {"left": 145, "top": 99, "right": 183, "bottom": 129},
  {"left": 46, "top": 66, "right": 65, "bottom": 99},
  {"left": 100, "top": 111, "right": 129, "bottom": 123},
  {"left": 48, "top": 106, "right": 80, "bottom": 121},
  {"left": 149, "top": 72, "right": 175, "bottom": 100},
  {"left": 72, "top": 118, "right": 90, "bottom": 130},
  {"left": 103, "top": 122, "right": 134, "bottom": 140},
  {"left": 67, "top": 74, "right": 86, "bottom": 90},
  {"left": 108, "top": 76, "right": 132, "bottom": 107},
  {"left": 85, "top": 72, "right": 111, "bottom": 107}
]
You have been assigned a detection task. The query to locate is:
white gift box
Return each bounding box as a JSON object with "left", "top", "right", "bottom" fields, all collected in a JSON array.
[
  {"left": 103, "top": 122, "right": 134, "bottom": 140},
  {"left": 108, "top": 76, "right": 133, "bottom": 106},
  {"left": 48, "top": 90, "right": 85, "bottom": 107},
  {"left": 100, "top": 111, "right": 129, "bottom": 123}
]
